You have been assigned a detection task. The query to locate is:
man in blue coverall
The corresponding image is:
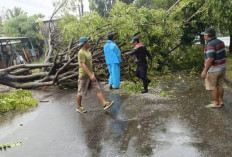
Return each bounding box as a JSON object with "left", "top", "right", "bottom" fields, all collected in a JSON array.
[{"left": 104, "top": 33, "right": 121, "bottom": 89}]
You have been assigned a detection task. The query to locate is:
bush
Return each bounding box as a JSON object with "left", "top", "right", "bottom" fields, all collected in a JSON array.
[{"left": 0, "top": 89, "right": 38, "bottom": 113}]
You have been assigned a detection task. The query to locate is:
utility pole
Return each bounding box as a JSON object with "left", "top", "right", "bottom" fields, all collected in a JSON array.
[{"left": 76, "top": 0, "right": 84, "bottom": 20}]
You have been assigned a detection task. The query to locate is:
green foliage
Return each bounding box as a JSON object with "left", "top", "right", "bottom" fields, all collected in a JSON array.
[
  {"left": 3, "top": 14, "right": 44, "bottom": 37},
  {"left": 0, "top": 141, "right": 22, "bottom": 150},
  {"left": 226, "top": 53, "right": 232, "bottom": 80},
  {"left": 6, "top": 7, "right": 27, "bottom": 19},
  {"left": 120, "top": 81, "right": 143, "bottom": 95},
  {"left": 0, "top": 89, "right": 38, "bottom": 113},
  {"left": 89, "top": 0, "right": 135, "bottom": 17},
  {"left": 135, "top": 0, "right": 176, "bottom": 9},
  {"left": 59, "top": 11, "right": 105, "bottom": 43},
  {"left": 158, "top": 91, "right": 171, "bottom": 97},
  {"left": 134, "top": 0, "right": 153, "bottom": 8},
  {"left": 171, "top": 45, "right": 204, "bottom": 71},
  {"left": 0, "top": 16, "right": 3, "bottom": 35},
  {"left": 58, "top": 0, "right": 231, "bottom": 76},
  {"left": 202, "top": 0, "right": 232, "bottom": 31},
  {"left": 59, "top": 1, "right": 201, "bottom": 74},
  {"left": 201, "top": 0, "right": 232, "bottom": 52}
]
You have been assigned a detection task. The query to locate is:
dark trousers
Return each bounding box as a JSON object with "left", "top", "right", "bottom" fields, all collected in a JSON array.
[{"left": 135, "top": 64, "right": 150, "bottom": 90}]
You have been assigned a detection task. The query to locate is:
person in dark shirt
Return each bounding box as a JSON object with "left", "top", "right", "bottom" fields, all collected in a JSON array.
[{"left": 125, "top": 37, "right": 152, "bottom": 93}]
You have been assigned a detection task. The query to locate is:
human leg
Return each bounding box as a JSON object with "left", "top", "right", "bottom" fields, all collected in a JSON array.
[
  {"left": 96, "top": 92, "right": 114, "bottom": 110},
  {"left": 218, "top": 87, "right": 224, "bottom": 105},
  {"left": 205, "top": 71, "right": 223, "bottom": 108},
  {"left": 76, "top": 94, "right": 87, "bottom": 113},
  {"left": 210, "top": 89, "right": 219, "bottom": 106},
  {"left": 76, "top": 76, "right": 90, "bottom": 113},
  {"left": 97, "top": 91, "right": 107, "bottom": 107},
  {"left": 112, "top": 63, "right": 120, "bottom": 88},
  {"left": 218, "top": 70, "right": 225, "bottom": 105},
  {"left": 89, "top": 80, "right": 114, "bottom": 109},
  {"left": 139, "top": 65, "right": 149, "bottom": 93},
  {"left": 135, "top": 65, "right": 141, "bottom": 78},
  {"left": 77, "top": 94, "right": 82, "bottom": 108},
  {"left": 108, "top": 64, "right": 113, "bottom": 88}
]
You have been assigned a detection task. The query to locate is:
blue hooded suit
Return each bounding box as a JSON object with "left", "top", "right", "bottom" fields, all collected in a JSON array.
[{"left": 104, "top": 40, "right": 121, "bottom": 88}]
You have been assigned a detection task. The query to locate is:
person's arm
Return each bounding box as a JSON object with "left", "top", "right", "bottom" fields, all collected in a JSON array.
[
  {"left": 128, "top": 48, "right": 137, "bottom": 55},
  {"left": 79, "top": 52, "right": 96, "bottom": 81},
  {"left": 114, "top": 45, "right": 121, "bottom": 62},
  {"left": 201, "top": 57, "right": 214, "bottom": 79},
  {"left": 201, "top": 44, "right": 216, "bottom": 79},
  {"left": 124, "top": 48, "right": 138, "bottom": 56},
  {"left": 145, "top": 47, "right": 152, "bottom": 60},
  {"left": 80, "top": 62, "right": 96, "bottom": 81}
]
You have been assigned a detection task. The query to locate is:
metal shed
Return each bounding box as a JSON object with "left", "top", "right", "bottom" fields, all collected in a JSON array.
[{"left": 0, "top": 37, "right": 38, "bottom": 68}]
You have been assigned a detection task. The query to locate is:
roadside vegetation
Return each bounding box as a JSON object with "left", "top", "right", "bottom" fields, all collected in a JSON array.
[
  {"left": 0, "top": 89, "right": 38, "bottom": 113},
  {"left": 0, "top": 0, "right": 232, "bottom": 106},
  {"left": 226, "top": 53, "right": 232, "bottom": 81}
]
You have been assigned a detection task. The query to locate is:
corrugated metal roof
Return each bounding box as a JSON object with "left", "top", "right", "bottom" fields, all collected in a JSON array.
[{"left": 0, "top": 37, "right": 29, "bottom": 40}]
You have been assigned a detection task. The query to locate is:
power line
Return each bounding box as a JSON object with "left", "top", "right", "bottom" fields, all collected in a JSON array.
[{"left": 10, "top": 0, "right": 53, "bottom": 11}]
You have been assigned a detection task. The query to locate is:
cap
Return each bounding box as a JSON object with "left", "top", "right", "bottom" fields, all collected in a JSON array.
[
  {"left": 78, "top": 36, "right": 89, "bottom": 46},
  {"left": 130, "top": 37, "right": 139, "bottom": 43},
  {"left": 201, "top": 28, "right": 216, "bottom": 36}
]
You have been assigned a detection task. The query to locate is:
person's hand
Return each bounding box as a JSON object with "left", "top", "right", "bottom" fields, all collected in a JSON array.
[
  {"left": 201, "top": 71, "right": 207, "bottom": 79},
  {"left": 124, "top": 52, "right": 129, "bottom": 58},
  {"left": 124, "top": 52, "right": 129, "bottom": 56},
  {"left": 90, "top": 74, "right": 97, "bottom": 82}
]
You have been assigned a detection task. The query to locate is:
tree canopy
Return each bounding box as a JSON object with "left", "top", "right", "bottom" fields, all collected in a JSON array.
[
  {"left": 0, "top": 16, "right": 3, "bottom": 35},
  {"left": 1, "top": 0, "right": 232, "bottom": 89},
  {"left": 3, "top": 14, "right": 44, "bottom": 38},
  {"left": 6, "top": 7, "right": 27, "bottom": 19},
  {"left": 202, "top": 0, "right": 232, "bottom": 52},
  {"left": 89, "top": 0, "right": 135, "bottom": 17}
]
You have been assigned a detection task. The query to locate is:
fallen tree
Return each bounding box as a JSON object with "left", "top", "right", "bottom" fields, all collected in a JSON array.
[
  {"left": 0, "top": 37, "right": 132, "bottom": 89},
  {"left": 0, "top": 0, "right": 207, "bottom": 89}
]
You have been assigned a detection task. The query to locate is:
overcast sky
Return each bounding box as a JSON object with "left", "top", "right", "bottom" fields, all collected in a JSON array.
[{"left": 0, "top": 0, "right": 90, "bottom": 18}]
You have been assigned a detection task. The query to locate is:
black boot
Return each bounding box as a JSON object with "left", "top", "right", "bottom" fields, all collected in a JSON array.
[
  {"left": 141, "top": 79, "right": 148, "bottom": 93},
  {"left": 141, "top": 89, "right": 148, "bottom": 93}
]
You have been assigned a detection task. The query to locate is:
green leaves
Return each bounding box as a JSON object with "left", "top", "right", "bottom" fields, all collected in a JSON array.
[
  {"left": 0, "top": 138, "right": 28, "bottom": 150},
  {"left": 203, "top": 0, "right": 232, "bottom": 30},
  {"left": 0, "top": 141, "right": 22, "bottom": 150},
  {"left": 0, "top": 89, "right": 39, "bottom": 113},
  {"left": 3, "top": 14, "right": 44, "bottom": 37}
]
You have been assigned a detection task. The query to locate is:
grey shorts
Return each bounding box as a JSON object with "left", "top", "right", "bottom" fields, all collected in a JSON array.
[{"left": 77, "top": 75, "right": 101, "bottom": 96}]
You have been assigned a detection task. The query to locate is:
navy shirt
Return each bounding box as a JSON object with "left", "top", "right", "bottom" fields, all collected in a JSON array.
[{"left": 204, "top": 37, "right": 226, "bottom": 72}]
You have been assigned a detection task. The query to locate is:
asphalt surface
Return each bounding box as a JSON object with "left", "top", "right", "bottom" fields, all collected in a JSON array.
[{"left": 1, "top": 79, "right": 232, "bottom": 157}]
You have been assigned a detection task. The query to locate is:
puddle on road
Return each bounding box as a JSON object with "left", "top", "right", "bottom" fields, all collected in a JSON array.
[
  {"left": 152, "top": 117, "right": 201, "bottom": 157},
  {"left": 98, "top": 73, "right": 232, "bottom": 157},
  {"left": 95, "top": 88, "right": 202, "bottom": 156},
  {"left": 1, "top": 73, "right": 232, "bottom": 157}
]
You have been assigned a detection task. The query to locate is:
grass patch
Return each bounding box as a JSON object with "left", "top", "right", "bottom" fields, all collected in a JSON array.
[
  {"left": 0, "top": 89, "right": 39, "bottom": 113},
  {"left": 226, "top": 54, "right": 232, "bottom": 80},
  {"left": 120, "top": 81, "right": 143, "bottom": 95}
]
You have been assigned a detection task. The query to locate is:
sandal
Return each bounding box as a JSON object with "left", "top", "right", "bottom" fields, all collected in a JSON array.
[{"left": 205, "top": 103, "right": 222, "bottom": 109}]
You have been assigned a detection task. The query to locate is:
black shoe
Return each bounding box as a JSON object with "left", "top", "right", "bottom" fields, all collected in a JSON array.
[{"left": 141, "top": 90, "right": 148, "bottom": 93}]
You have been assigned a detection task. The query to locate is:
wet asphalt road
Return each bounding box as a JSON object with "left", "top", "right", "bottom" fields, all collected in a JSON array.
[{"left": 1, "top": 78, "right": 232, "bottom": 157}]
